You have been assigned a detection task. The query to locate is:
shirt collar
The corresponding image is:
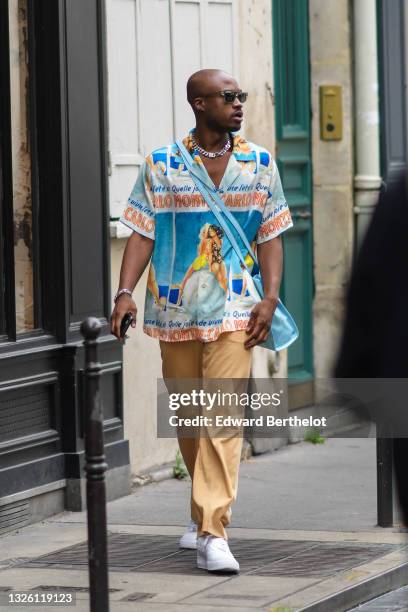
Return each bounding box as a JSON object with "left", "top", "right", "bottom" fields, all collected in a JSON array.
[
  {"left": 178, "top": 129, "right": 255, "bottom": 192},
  {"left": 182, "top": 128, "right": 256, "bottom": 162}
]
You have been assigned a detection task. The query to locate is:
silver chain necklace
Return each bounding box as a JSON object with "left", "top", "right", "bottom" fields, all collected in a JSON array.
[{"left": 191, "top": 132, "right": 231, "bottom": 158}]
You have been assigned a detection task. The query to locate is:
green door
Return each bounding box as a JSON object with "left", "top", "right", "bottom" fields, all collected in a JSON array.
[{"left": 272, "top": 0, "right": 314, "bottom": 404}]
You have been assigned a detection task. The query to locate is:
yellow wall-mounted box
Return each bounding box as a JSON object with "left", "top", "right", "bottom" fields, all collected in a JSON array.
[{"left": 320, "top": 85, "right": 342, "bottom": 140}]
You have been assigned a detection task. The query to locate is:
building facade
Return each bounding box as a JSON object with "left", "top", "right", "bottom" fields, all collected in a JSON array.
[
  {"left": 108, "top": 0, "right": 408, "bottom": 473},
  {"left": 0, "top": 0, "right": 407, "bottom": 532}
]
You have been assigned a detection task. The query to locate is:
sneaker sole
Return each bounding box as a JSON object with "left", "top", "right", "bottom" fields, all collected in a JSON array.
[
  {"left": 206, "top": 560, "right": 239, "bottom": 573},
  {"left": 197, "top": 551, "right": 239, "bottom": 573}
]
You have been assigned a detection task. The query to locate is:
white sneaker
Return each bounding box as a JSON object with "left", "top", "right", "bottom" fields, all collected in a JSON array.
[
  {"left": 197, "top": 535, "right": 239, "bottom": 573},
  {"left": 179, "top": 520, "right": 197, "bottom": 549}
]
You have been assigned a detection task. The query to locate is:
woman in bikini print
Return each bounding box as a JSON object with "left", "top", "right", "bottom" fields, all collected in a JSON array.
[{"left": 176, "top": 223, "right": 228, "bottom": 307}]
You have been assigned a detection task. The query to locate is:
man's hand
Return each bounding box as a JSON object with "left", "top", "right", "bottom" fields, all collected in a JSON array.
[
  {"left": 110, "top": 295, "right": 137, "bottom": 342},
  {"left": 244, "top": 297, "right": 277, "bottom": 349}
]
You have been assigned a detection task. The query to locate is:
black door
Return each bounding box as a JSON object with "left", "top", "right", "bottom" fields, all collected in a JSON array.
[{"left": 0, "top": 0, "right": 129, "bottom": 532}]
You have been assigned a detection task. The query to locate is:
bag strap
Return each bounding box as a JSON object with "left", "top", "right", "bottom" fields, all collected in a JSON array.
[{"left": 176, "top": 139, "right": 258, "bottom": 273}]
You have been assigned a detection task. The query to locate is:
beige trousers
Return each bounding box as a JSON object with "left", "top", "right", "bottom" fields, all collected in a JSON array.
[{"left": 159, "top": 330, "right": 253, "bottom": 539}]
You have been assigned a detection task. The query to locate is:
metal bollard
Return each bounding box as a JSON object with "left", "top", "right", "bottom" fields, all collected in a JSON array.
[{"left": 80, "top": 317, "right": 110, "bottom": 612}]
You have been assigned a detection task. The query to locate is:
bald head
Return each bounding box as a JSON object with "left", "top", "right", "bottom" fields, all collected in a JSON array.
[
  {"left": 187, "top": 69, "right": 238, "bottom": 106},
  {"left": 186, "top": 68, "right": 244, "bottom": 131}
]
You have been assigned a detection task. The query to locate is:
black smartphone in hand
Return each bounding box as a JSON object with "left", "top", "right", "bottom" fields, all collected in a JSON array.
[{"left": 120, "top": 312, "right": 133, "bottom": 339}]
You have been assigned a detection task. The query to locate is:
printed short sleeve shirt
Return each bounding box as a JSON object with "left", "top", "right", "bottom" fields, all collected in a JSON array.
[{"left": 119, "top": 131, "right": 293, "bottom": 342}]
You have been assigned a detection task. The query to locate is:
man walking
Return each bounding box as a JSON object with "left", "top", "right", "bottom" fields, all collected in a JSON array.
[{"left": 110, "top": 69, "right": 293, "bottom": 572}]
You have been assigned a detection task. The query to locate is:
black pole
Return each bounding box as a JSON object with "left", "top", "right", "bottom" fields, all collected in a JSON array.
[
  {"left": 377, "top": 437, "right": 393, "bottom": 527},
  {"left": 80, "top": 317, "right": 109, "bottom": 612}
]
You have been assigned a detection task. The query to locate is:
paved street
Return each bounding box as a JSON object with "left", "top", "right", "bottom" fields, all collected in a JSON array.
[{"left": 0, "top": 438, "right": 407, "bottom": 611}]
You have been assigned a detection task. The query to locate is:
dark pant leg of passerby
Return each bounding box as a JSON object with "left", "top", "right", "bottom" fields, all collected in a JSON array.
[
  {"left": 334, "top": 169, "right": 408, "bottom": 529},
  {"left": 393, "top": 439, "right": 408, "bottom": 527}
]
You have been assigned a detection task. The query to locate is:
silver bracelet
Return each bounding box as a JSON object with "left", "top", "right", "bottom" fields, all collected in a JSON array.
[{"left": 114, "top": 288, "right": 133, "bottom": 303}]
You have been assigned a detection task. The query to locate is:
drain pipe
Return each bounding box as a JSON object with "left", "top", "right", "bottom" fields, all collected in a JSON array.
[{"left": 353, "top": 0, "right": 382, "bottom": 249}]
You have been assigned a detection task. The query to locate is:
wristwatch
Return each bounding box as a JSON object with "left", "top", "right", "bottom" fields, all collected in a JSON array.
[{"left": 114, "top": 288, "right": 133, "bottom": 303}]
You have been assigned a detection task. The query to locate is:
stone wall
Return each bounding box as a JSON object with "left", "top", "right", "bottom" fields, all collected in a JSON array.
[
  {"left": 237, "top": 0, "right": 276, "bottom": 152},
  {"left": 237, "top": 0, "right": 287, "bottom": 381},
  {"left": 309, "top": 0, "right": 354, "bottom": 377}
]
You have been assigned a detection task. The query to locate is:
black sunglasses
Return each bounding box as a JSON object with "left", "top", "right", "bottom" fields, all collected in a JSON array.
[{"left": 203, "top": 90, "right": 248, "bottom": 104}]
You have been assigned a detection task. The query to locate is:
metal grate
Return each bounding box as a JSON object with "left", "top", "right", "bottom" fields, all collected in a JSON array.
[
  {"left": 251, "top": 541, "right": 397, "bottom": 577},
  {"left": 132, "top": 538, "right": 315, "bottom": 575},
  {"left": 20, "top": 534, "right": 399, "bottom": 578},
  {"left": 0, "top": 501, "right": 30, "bottom": 535},
  {"left": 0, "top": 387, "right": 51, "bottom": 442},
  {"left": 21, "top": 534, "right": 182, "bottom": 572}
]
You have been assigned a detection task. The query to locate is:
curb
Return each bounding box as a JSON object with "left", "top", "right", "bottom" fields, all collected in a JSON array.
[
  {"left": 131, "top": 465, "right": 175, "bottom": 488},
  {"left": 297, "top": 561, "right": 408, "bottom": 612}
]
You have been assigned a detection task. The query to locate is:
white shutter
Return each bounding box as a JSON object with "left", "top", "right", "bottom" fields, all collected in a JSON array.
[
  {"left": 204, "top": 1, "right": 236, "bottom": 73},
  {"left": 106, "top": 0, "right": 236, "bottom": 224},
  {"left": 106, "top": 0, "right": 141, "bottom": 220},
  {"left": 138, "top": 0, "right": 175, "bottom": 154},
  {"left": 170, "top": 1, "right": 202, "bottom": 137}
]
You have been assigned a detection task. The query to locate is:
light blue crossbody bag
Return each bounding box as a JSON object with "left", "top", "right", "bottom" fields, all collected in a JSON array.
[{"left": 176, "top": 139, "right": 299, "bottom": 352}]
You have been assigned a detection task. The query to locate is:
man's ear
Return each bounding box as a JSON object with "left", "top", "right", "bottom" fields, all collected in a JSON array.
[{"left": 193, "top": 97, "right": 205, "bottom": 113}]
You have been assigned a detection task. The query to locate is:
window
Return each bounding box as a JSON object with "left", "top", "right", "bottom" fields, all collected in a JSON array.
[{"left": 0, "top": 0, "right": 39, "bottom": 339}]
